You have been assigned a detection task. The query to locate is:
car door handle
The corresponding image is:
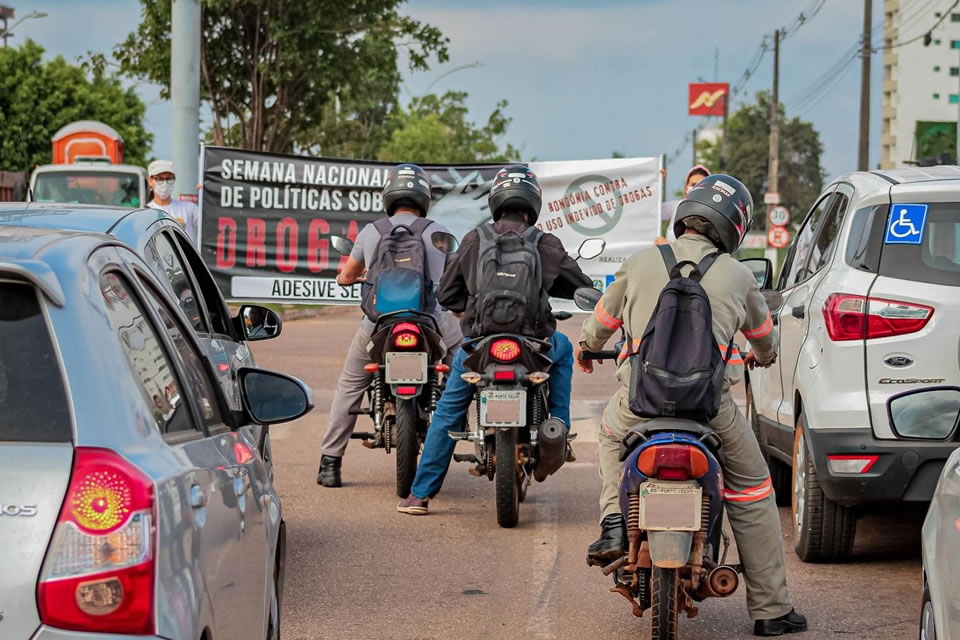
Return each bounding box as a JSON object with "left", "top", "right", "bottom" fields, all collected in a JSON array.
[
  {"left": 190, "top": 484, "right": 207, "bottom": 508},
  {"left": 791, "top": 305, "right": 805, "bottom": 319}
]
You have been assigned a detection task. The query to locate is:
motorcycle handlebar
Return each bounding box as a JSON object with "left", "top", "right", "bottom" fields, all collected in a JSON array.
[{"left": 579, "top": 350, "right": 619, "bottom": 361}]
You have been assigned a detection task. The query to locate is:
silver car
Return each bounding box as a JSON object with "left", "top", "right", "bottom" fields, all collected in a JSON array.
[
  {"left": 0, "top": 225, "right": 312, "bottom": 639},
  {"left": 0, "top": 203, "right": 283, "bottom": 472}
]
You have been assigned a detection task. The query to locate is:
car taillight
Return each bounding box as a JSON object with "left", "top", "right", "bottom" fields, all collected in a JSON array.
[
  {"left": 827, "top": 455, "right": 878, "bottom": 474},
  {"left": 490, "top": 339, "right": 521, "bottom": 362},
  {"left": 637, "top": 444, "right": 709, "bottom": 480},
  {"left": 392, "top": 322, "right": 420, "bottom": 349},
  {"left": 823, "top": 294, "right": 933, "bottom": 341},
  {"left": 38, "top": 447, "right": 155, "bottom": 635}
]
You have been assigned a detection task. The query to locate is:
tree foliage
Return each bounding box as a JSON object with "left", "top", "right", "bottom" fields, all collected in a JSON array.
[
  {"left": 0, "top": 40, "right": 151, "bottom": 171},
  {"left": 109, "top": 0, "right": 449, "bottom": 154},
  {"left": 700, "top": 91, "right": 824, "bottom": 224},
  {"left": 378, "top": 91, "right": 519, "bottom": 164}
]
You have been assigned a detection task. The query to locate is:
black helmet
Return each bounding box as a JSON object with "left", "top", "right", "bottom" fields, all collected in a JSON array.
[
  {"left": 673, "top": 174, "right": 754, "bottom": 253},
  {"left": 383, "top": 163, "right": 432, "bottom": 216},
  {"left": 488, "top": 164, "right": 543, "bottom": 223}
]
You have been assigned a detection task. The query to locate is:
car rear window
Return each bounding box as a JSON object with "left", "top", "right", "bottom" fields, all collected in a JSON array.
[
  {"left": 878, "top": 203, "right": 960, "bottom": 287},
  {"left": 0, "top": 282, "right": 72, "bottom": 442}
]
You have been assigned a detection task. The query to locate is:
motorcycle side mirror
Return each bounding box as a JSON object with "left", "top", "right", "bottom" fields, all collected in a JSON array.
[
  {"left": 330, "top": 235, "right": 354, "bottom": 256},
  {"left": 577, "top": 238, "right": 606, "bottom": 261},
  {"left": 554, "top": 310, "right": 573, "bottom": 321},
  {"left": 431, "top": 230, "right": 459, "bottom": 254},
  {"left": 761, "top": 290, "right": 784, "bottom": 314},
  {"left": 573, "top": 286, "right": 603, "bottom": 311},
  {"left": 740, "top": 257, "right": 773, "bottom": 290},
  {"left": 237, "top": 304, "right": 282, "bottom": 341}
]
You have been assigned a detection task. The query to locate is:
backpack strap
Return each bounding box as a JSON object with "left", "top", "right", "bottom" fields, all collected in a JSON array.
[
  {"left": 408, "top": 216, "right": 434, "bottom": 237},
  {"left": 693, "top": 251, "right": 721, "bottom": 282},
  {"left": 372, "top": 217, "right": 394, "bottom": 236},
  {"left": 659, "top": 244, "right": 699, "bottom": 280}
]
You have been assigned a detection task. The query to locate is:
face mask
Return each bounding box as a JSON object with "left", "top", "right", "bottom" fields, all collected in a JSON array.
[{"left": 153, "top": 180, "right": 174, "bottom": 199}]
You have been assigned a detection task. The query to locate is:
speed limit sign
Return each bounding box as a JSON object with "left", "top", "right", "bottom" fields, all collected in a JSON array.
[
  {"left": 768, "top": 205, "right": 791, "bottom": 227},
  {"left": 768, "top": 225, "right": 790, "bottom": 249}
]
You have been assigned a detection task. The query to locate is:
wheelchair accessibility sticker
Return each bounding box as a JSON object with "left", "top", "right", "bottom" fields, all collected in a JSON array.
[{"left": 884, "top": 204, "right": 928, "bottom": 245}]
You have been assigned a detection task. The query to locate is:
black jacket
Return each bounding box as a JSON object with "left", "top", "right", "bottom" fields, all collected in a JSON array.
[{"left": 437, "top": 214, "right": 593, "bottom": 337}]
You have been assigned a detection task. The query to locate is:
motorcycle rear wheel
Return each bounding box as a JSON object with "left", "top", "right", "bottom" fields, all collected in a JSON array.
[
  {"left": 395, "top": 399, "right": 419, "bottom": 499},
  {"left": 650, "top": 567, "right": 678, "bottom": 640},
  {"left": 495, "top": 428, "right": 520, "bottom": 528}
]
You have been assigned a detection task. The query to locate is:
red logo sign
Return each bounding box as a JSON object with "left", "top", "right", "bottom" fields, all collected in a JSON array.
[
  {"left": 688, "top": 83, "right": 729, "bottom": 116},
  {"left": 768, "top": 226, "right": 790, "bottom": 249}
]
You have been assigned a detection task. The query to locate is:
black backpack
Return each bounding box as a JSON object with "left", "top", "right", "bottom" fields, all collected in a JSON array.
[
  {"left": 628, "top": 245, "right": 732, "bottom": 423},
  {"left": 471, "top": 224, "right": 544, "bottom": 337},
  {"left": 360, "top": 217, "right": 435, "bottom": 321}
]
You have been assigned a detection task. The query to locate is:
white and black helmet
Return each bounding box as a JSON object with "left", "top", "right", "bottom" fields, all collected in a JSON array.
[
  {"left": 488, "top": 164, "right": 543, "bottom": 223},
  {"left": 673, "top": 174, "right": 754, "bottom": 253},
  {"left": 383, "top": 163, "right": 432, "bottom": 216}
]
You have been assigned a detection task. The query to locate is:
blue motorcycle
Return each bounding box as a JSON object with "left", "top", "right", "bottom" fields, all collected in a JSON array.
[{"left": 574, "top": 284, "right": 782, "bottom": 639}]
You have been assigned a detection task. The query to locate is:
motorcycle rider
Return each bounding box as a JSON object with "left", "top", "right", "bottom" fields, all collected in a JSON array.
[
  {"left": 575, "top": 175, "right": 808, "bottom": 636},
  {"left": 317, "top": 164, "right": 463, "bottom": 488},
  {"left": 397, "top": 165, "right": 593, "bottom": 515}
]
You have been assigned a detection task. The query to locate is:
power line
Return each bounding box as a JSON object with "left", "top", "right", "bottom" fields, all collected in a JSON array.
[{"left": 876, "top": 0, "right": 960, "bottom": 50}]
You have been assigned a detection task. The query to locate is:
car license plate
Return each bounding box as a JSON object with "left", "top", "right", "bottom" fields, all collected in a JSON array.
[
  {"left": 480, "top": 389, "right": 526, "bottom": 427},
  {"left": 639, "top": 482, "right": 702, "bottom": 531},
  {"left": 385, "top": 352, "right": 427, "bottom": 384}
]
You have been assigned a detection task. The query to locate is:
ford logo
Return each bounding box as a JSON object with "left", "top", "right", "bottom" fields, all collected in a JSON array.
[{"left": 884, "top": 356, "right": 914, "bottom": 368}]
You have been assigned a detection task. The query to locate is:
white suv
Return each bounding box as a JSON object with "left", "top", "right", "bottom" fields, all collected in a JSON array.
[{"left": 746, "top": 166, "right": 960, "bottom": 562}]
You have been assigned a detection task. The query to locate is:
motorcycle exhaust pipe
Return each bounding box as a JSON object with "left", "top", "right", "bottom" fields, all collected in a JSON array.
[
  {"left": 704, "top": 565, "right": 739, "bottom": 598},
  {"left": 533, "top": 417, "right": 567, "bottom": 482}
]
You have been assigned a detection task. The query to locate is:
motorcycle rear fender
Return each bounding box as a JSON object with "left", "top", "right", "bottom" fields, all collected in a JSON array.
[{"left": 648, "top": 531, "right": 695, "bottom": 569}]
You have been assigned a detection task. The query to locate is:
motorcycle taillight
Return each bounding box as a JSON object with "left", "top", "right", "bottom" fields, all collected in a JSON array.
[
  {"left": 490, "top": 339, "right": 521, "bottom": 362},
  {"left": 637, "top": 444, "right": 709, "bottom": 480}
]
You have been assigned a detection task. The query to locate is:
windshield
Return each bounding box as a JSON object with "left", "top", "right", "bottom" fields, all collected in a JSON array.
[{"left": 33, "top": 170, "right": 141, "bottom": 207}]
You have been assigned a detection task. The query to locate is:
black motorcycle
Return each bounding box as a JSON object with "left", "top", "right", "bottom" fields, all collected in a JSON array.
[{"left": 332, "top": 232, "right": 457, "bottom": 498}]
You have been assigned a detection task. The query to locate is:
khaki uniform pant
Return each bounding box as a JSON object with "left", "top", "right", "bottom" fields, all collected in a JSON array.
[
  {"left": 598, "top": 382, "right": 793, "bottom": 620},
  {"left": 321, "top": 324, "right": 376, "bottom": 458}
]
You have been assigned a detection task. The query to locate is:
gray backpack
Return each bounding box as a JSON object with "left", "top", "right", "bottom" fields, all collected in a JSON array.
[
  {"left": 360, "top": 217, "right": 435, "bottom": 321},
  {"left": 472, "top": 224, "right": 544, "bottom": 336}
]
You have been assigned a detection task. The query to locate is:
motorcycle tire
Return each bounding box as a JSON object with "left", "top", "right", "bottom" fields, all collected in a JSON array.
[
  {"left": 651, "top": 567, "right": 678, "bottom": 640},
  {"left": 495, "top": 428, "right": 520, "bottom": 528},
  {"left": 395, "top": 399, "right": 419, "bottom": 499}
]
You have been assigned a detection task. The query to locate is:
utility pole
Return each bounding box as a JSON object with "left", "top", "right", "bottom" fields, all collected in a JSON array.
[
  {"left": 858, "top": 0, "right": 872, "bottom": 171},
  {"left": 766, "top": 29, "right": 781, "bottom": 265},
  {"left": 720, "top": 91, "right": 729, "bottom": 171},
  {"left": 692, "top": 128, "right": 698, "bottom": 167},
  {"left": 0, "top": 6, "right": 14, "bottom": 47},
  {"left": 170, "top": 0, "right": 201, "bottom": 204}
]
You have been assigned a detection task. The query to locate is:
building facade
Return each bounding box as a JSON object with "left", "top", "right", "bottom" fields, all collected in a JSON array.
[{"left": 883, "top": 0, "right": 960, "bottom": 167}]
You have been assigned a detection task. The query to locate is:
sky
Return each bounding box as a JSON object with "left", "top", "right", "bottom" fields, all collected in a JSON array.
[{"left": 8, "top": 0, "right": 929, "bottom": 196}]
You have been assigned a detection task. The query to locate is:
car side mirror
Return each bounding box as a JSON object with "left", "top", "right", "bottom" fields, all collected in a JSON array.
[
  {"left": 330, "top": 235, "right": 355, "bottom": 256},
  {"left": 573, "top": 285, "right": 603, "bottom": 311},
  {"left": 577, "top": 238, "right": 606, "bottom": 261},
  {"left": 238, "top": 304, "right": 282, "bottom": 341},
  {"left": 761, "top": 290, "right": 784, "bottom": 315},
  {"left": 888, "top": 387, "right": 960, "bottom": 440},
  {"left": 431, "top": 230, "right": 459, "bottom": 254},
  {"left": 239, "top": 368, "right": 314, "bottom": 424},
  {"left": 740, "top": 257, "right": 773, "bottom": 290}
]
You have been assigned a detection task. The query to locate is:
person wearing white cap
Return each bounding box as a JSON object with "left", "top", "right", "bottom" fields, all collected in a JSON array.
[{"left": 146, "top": 159, "right": 200, "bottom": 244}]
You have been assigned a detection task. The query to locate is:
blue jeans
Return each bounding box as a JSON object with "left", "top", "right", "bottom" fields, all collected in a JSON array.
[{"left": 410, "top": 332, "right": 574, "bottom": 500}]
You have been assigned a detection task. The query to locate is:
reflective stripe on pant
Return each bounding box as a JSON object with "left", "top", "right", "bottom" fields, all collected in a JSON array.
[
  {"left": 597, "top": 383, "right": 793, "bottom": 620},
  {"left": 410, "top": 332, "right": 575, "bottom": 500},
  {"left": 320, "top": 324, "right": 375, "bottom": 458}
]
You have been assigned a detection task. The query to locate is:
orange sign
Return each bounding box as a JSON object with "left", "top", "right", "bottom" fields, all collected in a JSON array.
[{"left": 688, "top": 83, "right": 729, "bottom": 116}]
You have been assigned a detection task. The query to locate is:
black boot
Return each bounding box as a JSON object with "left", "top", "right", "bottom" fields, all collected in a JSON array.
[
  {"left": 317, "top": 455, "right": 342, "bottom": 487},
  {"left": 754, "top": 609, "right": 808, "bottom": 636},
  {"left": 586, "top": 514, "right": 626, "bottom": 566}
]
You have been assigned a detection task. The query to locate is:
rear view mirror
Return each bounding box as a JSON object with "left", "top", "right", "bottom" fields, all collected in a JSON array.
[
  {"left": 239, "top": 305, "right": 282, "bottom": 341},
  {"left": 431, "top": 231, "right": 459, "bottom": 254},
  {"left": 577, "top": 238, "right": 606, "bottom": 261},
  {"left": 761, "top": 290, "right": 784, "bottom": 315},
  {"left": 573, "top": 286, "right": 603, "bottom": 311},
  {"left": 239, "top": 368, "right": 314, "bottom": 424},
  {"left": 740, "top": 258, "right": 773, "bottom": 289},
  {"left": 331, "top": 235, "right": 355, "bottom": 256},
  {"left": 888, "top": 387, "right": 960, "bottom": 440}
]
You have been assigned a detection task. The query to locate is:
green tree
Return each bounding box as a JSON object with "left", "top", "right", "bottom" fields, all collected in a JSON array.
[
  {"left": 699, "top": 91, "right": 824, "bottom": 223},
  {"left": 0, "top": 40, "right": 151, "bottom": 172},
  {"left": 109, "top": 0, "right": 448, "bottom": 154},
  {"left": 378, "top": 91, "right": 519, "bottom": 164}
]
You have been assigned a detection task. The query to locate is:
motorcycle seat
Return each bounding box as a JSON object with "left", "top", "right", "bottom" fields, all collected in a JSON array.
[{"left": 619, "top": 418, "right": 724, "bottom": 464}]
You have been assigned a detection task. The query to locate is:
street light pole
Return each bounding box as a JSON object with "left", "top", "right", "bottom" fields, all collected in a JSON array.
[
  {"left": 0, "top": 9, "right": 49, "bottom": 47},
  {"left": 171, "top": 0, "right": 201, "bottom": 203}
]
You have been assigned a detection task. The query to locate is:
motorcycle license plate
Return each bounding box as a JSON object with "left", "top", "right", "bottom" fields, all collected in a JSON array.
[
  {"left": 639, "top": 482, "right": 702, "bottom": 531},
  {"left": 385, "top": 352, "right": 427, "bottom": 384},
  {"left": 480, "top": 389, "right": 526, "bottom": 427}
]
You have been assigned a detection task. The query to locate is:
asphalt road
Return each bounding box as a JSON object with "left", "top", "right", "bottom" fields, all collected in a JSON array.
[{"left": 252, "top": 308, "right": 924, "bottom": 640}]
